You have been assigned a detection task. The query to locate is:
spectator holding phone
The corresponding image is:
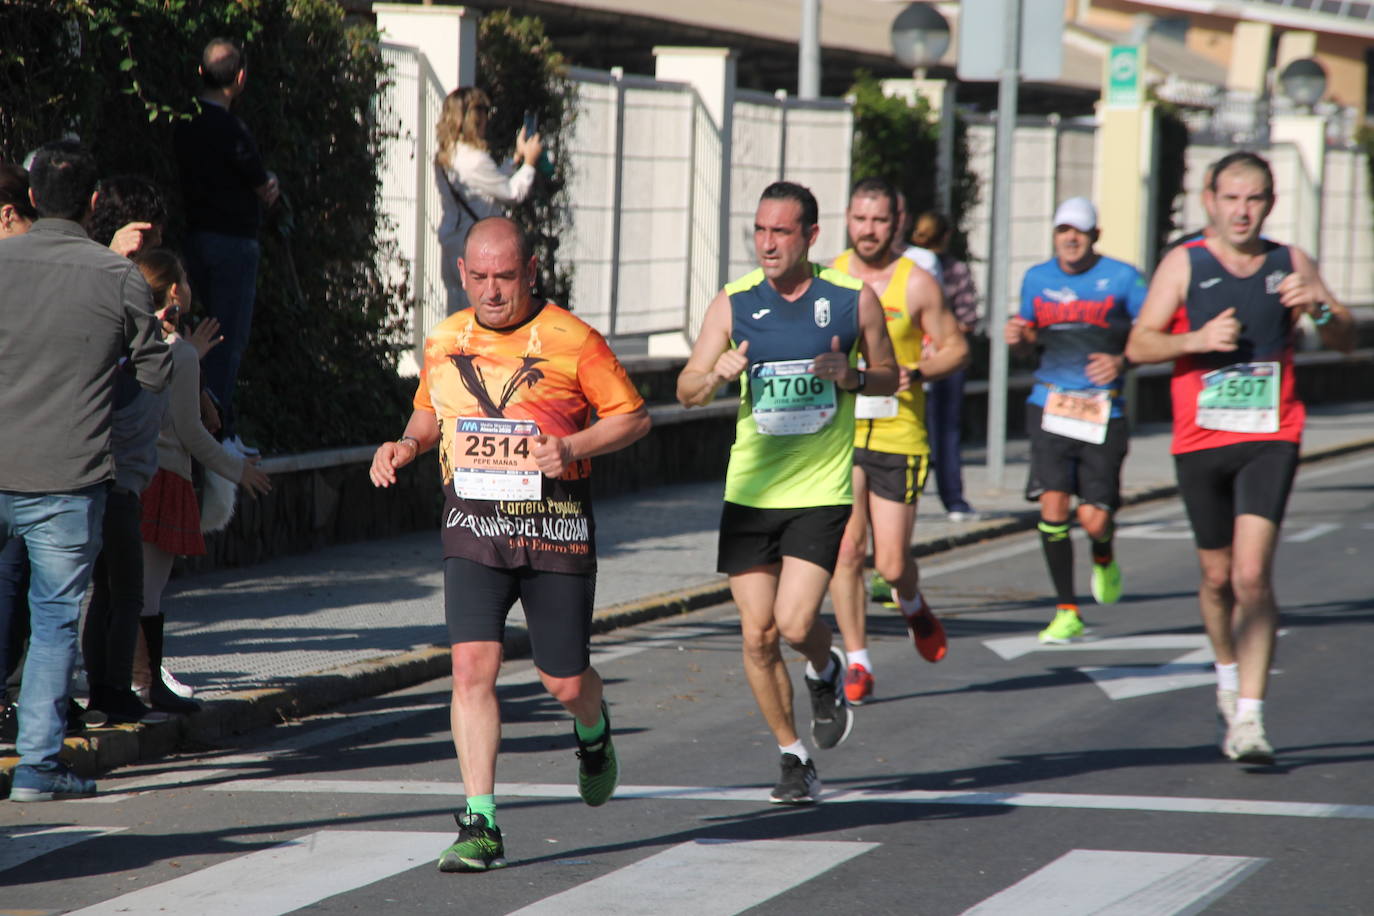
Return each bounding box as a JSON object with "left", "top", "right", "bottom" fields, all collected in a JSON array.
[{"left": 433, "top": 87, "right": 542, "bottom": 313}]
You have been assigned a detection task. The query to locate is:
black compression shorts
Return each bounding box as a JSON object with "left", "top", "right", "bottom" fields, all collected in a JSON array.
[
  {"left": 1174, "top": 441, "right": 1299, "bottom": 550},
  {"left": 443, "top": 556, "right": 595, "bottom": 677}
]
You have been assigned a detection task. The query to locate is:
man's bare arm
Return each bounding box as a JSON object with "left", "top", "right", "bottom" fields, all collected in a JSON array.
[
  {"left": 910, "top": 266, "right": 969, "bottom": 383},
  {"left": 1287, "top": 247, "right": 1356, "bottom": 354},
  {"left": 1126, "top": 246, "right": 1238, "bottom": 364},
  {"left": 677, "top": 292, "right": 746, "bottom": 406},
  {"left": 853, "top": 284, "right": 899, "bottom": 395}
]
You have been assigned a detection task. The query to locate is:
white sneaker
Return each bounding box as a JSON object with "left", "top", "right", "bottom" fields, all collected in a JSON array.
[
  {"left": 1224, "top": 711, "right": 1274, "bottom": 764},
  {"left": 947, "top": 510, "right": 980, "bottom": 522},
  {"left": 161, "top": 667, "right": 195, "bottom": 699},
  {"left": 1215, "top": 688, "right": 1238, "bottom": 753}
]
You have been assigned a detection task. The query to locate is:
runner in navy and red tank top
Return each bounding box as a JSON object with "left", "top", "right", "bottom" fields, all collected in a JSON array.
[{"left": 1127, "top": 151, "right": 1355, "bottom": 767}]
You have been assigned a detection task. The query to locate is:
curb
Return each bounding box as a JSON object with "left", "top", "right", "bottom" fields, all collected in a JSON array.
[{"left": 5, "top": 435, "right": 1373, "bottom": 797}]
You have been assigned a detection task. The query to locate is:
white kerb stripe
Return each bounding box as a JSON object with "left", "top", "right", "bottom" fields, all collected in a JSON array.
[
  {"left": 0, "top": 826, "right": 127, "bottom": 875},
  {"left": 64, "top": 830, "right": 451, "bottom": 916},
  {"left": 509, "top": 839, "right": 877, "bottom": 916},
  {"left": 960, "top": 848, "right": 1265, "bottom": 916}
]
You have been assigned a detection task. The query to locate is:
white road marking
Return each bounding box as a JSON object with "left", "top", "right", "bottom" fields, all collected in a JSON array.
[
  {"left": 63, "top": 830, "right": 451, "bottom": 916},
  {"left": 960, "top": 848, "right": 1265, "bottom": 915},
  {"left": 0, "top": 825, "right": 126, "bottom": 874},
  {"left": 984, "top": 634, "right": 1211, "bottom": 662},
  {"left": 1284, "top": 522, "right": 1341, "bottom": 542},
  {"left": 508, "top": 838, "right": 878, "bottom": 915},
  {"left": 204, "top": 779, "right": 1374, "bottom": 821}
]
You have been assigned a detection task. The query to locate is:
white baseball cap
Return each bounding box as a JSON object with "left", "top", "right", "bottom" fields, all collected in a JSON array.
[{"left": 1052, "top": 197, "right": 1097, "bottom": 232}]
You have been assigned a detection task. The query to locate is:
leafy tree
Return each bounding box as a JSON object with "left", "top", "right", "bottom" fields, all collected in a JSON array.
[
  {"left": 476, "top": 10, "right": 577, "bottom": 308},
  {"left": 848, "top": 70, "right": 980, "bottom": 259},
  {"left": 0, "top": 0, "right": 410, "bottom": 452}
]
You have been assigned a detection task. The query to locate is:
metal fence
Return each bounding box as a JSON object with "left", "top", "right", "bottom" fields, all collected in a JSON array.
[{"left": 375, "top": 49, "right": 854, "bottom": 361}]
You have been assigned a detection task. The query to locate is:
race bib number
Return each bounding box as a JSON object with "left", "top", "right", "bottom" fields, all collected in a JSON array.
[
  {"left": 1196, "top": 362, "right": 1280, "bottom": 434},
  {"left": 855, "top": 395, "right": 898, "bottom": 420},
  {"left": 1041, "top": 388, "right": 1111, "bottom": 444},
  {"left": 750, "top": 359, "right": 837, "bottom": 436},
  {"left": 452, "top": 417, "right": 542, "bottom": 500}
]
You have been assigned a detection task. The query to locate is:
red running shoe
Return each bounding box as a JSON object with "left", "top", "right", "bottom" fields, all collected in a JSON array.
[
  {"left": 844, "top": 663, "right": 874, "bottom": 705},
  {"left": 905, "top": 596, "right": 948, "bottom": 663}
]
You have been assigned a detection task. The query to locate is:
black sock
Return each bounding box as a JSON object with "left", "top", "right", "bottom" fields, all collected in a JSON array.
[
  {"left": 1039, "top": 517, "right": 1075, "bottom": 605},
  {"left": 1091, "top": 519, "right": 1115, "bottom": 566}
]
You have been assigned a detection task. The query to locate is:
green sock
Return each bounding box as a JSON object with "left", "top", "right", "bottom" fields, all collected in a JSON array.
[
  {"left": 465, "top": 794, "right": 496, "bottom": 829},
  {"left": 574, "top": 711, "right": 606, "bottom": 744}
]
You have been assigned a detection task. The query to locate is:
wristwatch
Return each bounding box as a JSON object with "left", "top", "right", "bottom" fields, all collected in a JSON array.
[
  {"left": 845, "top": 369, "right": 867, "bottom": 393},
  {"left": 1313, "top": 302, "right": 1334, "bottom": 326}
]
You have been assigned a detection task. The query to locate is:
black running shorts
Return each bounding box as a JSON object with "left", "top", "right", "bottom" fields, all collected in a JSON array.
[
  {"left": 1174, "top": 440, "right": 1299, "bottom": 550},
  {"left": 1025, "top": 402, "right": 1130, "bottom": 511},
  {"left": 443, "top": 556, "right": 595, "bottom": 678},
  {"left": 716, "top": 502, "right": 852, "bottom": 575},
  {"left": 854, "top": 447, "right": 929, "bottom": 505}
]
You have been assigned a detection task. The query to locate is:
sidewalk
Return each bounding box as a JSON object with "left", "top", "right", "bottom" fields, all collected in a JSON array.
[{"left": 6, "top": 401, "right": 1374, "bottom": 786}]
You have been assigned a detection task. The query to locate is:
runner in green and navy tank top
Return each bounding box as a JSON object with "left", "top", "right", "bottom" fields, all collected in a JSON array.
[
  {"left": 676, "top": 181, "right": 899, "bottom": 806},
  {"left": 724, "top": 263, "right": 862, "bottom": 510}
]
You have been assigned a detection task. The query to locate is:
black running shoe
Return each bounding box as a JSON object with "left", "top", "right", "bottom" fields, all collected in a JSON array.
[
  {"left": 769, "top": 753, "right": 821, "bottom": 804},
  {"left": 805, "top": 647, "right": 853, "bottom": 749}
]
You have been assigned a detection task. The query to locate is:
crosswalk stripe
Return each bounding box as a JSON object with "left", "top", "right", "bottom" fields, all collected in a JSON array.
[
  {"left": 508, "top": 838, "right": 878, "bottom": 915},
  {"left": 959, "top": 848, "right": 1265, "bottom": 915},
  {"left": 63, "top": 830, "right": 451, "bottom": 916},
  {"left": 1, "top": 826, "right": 126, "bottom": 875},
  {"left": 205, "top": 778, "right": 1374, "bottom": 821}
]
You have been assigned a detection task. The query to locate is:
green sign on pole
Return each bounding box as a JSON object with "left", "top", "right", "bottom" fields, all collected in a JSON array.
[{"left": 1106, "top": 45, "right": 1142, "bottom": 108}]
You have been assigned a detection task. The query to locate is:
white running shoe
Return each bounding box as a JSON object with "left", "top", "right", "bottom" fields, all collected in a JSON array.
[
  {"left": 1224, "top": 711, "right": 1274, "bottom": 765},
  {"left": 161, "top": 667, "right": 195, "bottom": 699},
  {"left": 1215, "top": 688, "right": 1238, "bottom": 753}
]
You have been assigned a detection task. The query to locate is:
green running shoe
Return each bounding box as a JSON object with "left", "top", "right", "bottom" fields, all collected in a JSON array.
[
  {"left": 576, "top": 700, "right": 619, "bottom": 807},
  {"left": 1038, "top": 606, "right": 1085, "bottom": 644},
  {"left": 868, "top": 573, "right": 894, "bottom": 605},
  {"left": 1091, "top": 559, "right": 1122, "bottom": 605},
  {"left": 437, "top": 812, "right": 506, "bottom": 872}
]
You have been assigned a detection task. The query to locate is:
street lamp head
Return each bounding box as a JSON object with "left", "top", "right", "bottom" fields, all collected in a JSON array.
[
  {"left": 890, "top": 3, "right": 951, "bottom": 71},
  {"left": 1278, "top": 58, "right": 1326, "bottom": 110}
]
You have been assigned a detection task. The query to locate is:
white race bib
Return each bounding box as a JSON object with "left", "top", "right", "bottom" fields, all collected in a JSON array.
[
  {"left": 854, "top": 395, "right": 898, "bottom": 419},
  {"left": 749, "top": 359, "right": 837, "bottom": 436},
  {"left": 1196, "top": 362, "right": 1280, "bottom": 434},
  {"left": 451, "top": 417, "right": 542, "bottom": 500},
  {"left": 1041, "top": 388, "right": 1111, "bottom": 444}
]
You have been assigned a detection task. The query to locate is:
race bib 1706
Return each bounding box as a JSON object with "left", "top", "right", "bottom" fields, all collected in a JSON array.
[
  {"left": 749, "top": 359, "right": 837, "bottom": 436},
  {"left": 451, "top": 416, "right": 542, "bottom": 500},
  {"left": 1196, "top": 361, "right": 1280, "bottom": 434}
]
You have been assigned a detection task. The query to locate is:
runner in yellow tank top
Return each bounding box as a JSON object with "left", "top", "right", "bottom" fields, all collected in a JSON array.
[{"left": 828, "top": 178, "right": 969, "bottom": 705}]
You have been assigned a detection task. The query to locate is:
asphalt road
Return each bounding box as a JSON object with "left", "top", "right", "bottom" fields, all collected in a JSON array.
[{"left": 4, "top": 451, "right": 1372, "bottom": 915}]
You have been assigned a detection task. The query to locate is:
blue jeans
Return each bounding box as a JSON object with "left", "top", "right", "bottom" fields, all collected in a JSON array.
[
  {"left": 0, "top": 486, "right": 106, "bottom": 770},
  {"left": 926, "top": 369, "right": 973, "bottom": 513},
  {"left": 185, "top": 231, "right": 261, "bottom": 440}
]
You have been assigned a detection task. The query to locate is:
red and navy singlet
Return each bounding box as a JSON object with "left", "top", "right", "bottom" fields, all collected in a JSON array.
[{"left": 1169, "top": 240, "right": 1304, "bottom": 455}]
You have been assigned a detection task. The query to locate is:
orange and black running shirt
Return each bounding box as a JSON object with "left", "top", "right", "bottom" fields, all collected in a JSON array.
[{"left": 414, "top": 302, "right": 645, "bottom": 573}]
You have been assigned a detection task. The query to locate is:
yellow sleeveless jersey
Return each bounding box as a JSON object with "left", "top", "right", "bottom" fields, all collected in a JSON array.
[{"left": 833, "top": 250, "right": 928, "bottom": 456}]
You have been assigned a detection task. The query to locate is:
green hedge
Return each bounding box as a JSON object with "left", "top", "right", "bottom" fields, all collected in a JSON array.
[{"left": 0, "top": 0, "right": 411, "bottom": 453}]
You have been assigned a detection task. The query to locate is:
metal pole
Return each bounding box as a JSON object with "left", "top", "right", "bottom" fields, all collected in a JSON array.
[
  {"left": 937, "top": 81, "right": 956, "bottom": 216},
  {"left": 799, "top": 0, "right": 821, "bottom": 99},
  {"left": 985, "top": 0, "right": 1022, "bottom": 490}
]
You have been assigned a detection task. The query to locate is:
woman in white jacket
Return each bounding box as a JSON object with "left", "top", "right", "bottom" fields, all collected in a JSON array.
[{"left": 434, "top": 86, "right": 543, "bottom": 313}]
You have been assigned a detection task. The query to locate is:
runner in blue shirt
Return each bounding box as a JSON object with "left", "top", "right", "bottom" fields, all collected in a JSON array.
[{"left": 1005, "top": 197, "right": 1147, "bottom": 642}]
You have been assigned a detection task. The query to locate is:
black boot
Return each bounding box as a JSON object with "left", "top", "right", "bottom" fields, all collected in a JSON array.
[{"left": 139, "top": 615, "right": 200, "bottom": 715}]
